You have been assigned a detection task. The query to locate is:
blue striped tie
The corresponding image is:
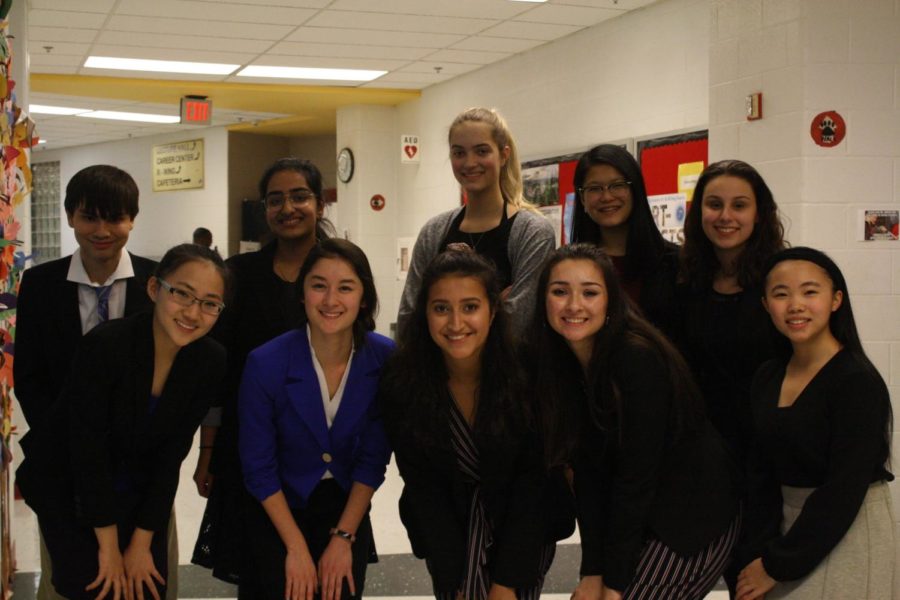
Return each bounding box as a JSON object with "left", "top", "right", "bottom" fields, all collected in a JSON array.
[{"left": 95, "top": 285, "right": 112, "bottom": 322}]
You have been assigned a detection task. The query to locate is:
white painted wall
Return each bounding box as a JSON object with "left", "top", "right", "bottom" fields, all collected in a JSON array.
[{"left": 32, "top": 126, "right": 230, "bottom": 261}]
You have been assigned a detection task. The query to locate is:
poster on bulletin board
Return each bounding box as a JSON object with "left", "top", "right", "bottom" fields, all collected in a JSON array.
[{"left": 637, "top": 130, "right": 708, "bottom": 241}]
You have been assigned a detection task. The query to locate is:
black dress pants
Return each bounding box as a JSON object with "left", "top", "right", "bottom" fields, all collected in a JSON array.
[{"left": 242, "top": 479, "right": 374, "bottom": 600}]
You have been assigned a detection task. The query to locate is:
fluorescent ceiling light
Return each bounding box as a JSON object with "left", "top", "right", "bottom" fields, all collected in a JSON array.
[
  {"left": 236, "top": 65, "right": 386, "bottom": 82},
  {"left": 85, "top": 56, "right": 239, "bottom": 75},
  {"left": 77, "top": 110, "right": 181, "bottom": 124},
  {"left": 30, "top": 104, "right": 90, "bottom": 115},
  {"left": 37, "top": 140, "right": 47, "bottom": 144}
]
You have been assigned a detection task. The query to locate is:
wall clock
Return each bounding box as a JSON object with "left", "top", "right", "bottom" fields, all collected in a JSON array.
[{"left": 337, "top": 147, "right": 355, "bottom": 183}]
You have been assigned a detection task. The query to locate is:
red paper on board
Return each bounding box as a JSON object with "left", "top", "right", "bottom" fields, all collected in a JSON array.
[{"left": 639, "top": 139, "right": 708, "bottom": 196}]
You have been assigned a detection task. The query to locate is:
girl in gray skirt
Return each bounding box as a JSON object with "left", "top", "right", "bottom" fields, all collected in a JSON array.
[{"left": 738, "top": 247, "right": 894, "bottom": 600}]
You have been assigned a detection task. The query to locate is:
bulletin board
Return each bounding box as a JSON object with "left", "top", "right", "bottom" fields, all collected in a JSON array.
[
  {"left": 522, "top": 140, "right": 633, "bottom": 246},
  {"left": 636, "top": 129, "right": 708, "bottom": 197},
  {"left": 636, "top": 130, "right": 708, "bottom": 244}
]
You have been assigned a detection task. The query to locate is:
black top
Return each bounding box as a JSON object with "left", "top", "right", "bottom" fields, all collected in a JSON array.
[
  {"left": 382, "top": 388, "right": 575, "bottom": 593},
  {"left": 573, "top": 341, "right": 738, "bottom": 592},
  {"left": 13, "top": 252, "right": 157, "bottom": 428},
  {"left": 16, "top": 311, "right": 226, "bottom": 532},
  {"left": 676, "top": 284, "right": 779, "bottom": 469},
  {"left": 442, "top": 206, "right": 515, "bottom": 290},
  {"left": 742, "top": 350, "right": 893, "bottom": 582},
  {"left": 209, "top": 241, "right": 306, "bottom": 478}
]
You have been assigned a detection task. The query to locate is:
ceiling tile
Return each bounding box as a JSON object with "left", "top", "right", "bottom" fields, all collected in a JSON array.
[
  {"left": 29, "top": 10, "right": 108, "bottom": 28},
  {"left": 328, "top": 0, "right": 531, "bottom": 20},
  {"left": 28, "top": 64, "right": 79, "bottom": 75},
  {"left": 268, "top": 41, "right": 431, "bottom": 61},
  {"left": 286, "top": 27, "right": 465, "bottom": 49},
  {"left": 224, "top": 74, "right": 363, "bottom": 87},
  {"left": 397, "top": 62, "right": 481, "bottom": 75},
  {"left": 361, "top": 80, "right": 427, "bottom": 89},
  {"left": 514, "top": 4, "right": 622, "bottom": 26},
  {"left": 96, "top": 30, "right": 274, "bottom": 54},
  {"left": 450, "top": 36, "right": 544, "bottom": 53},
  {"left": 106, "top": 15, "right": 294, "bottom": 40},
  {"left": 29, "top": 26, "right": 99, "bottom": 43},
  {"left": 373, "top": 71, "right": 455, "bottom": 85},
  {"left": 114, "top": 0, "right": 318, "bottom": 26},
  {"left": 30, "top": 0, "right": 117, "bottom": 12},
  {"left": 305, "top": 11, "right": 497, "bottom": 36},
  {"left": 192, "top": 0, "right": 331, "bottom": 7},
  {"left": 421, "top": 48, "right": 510, "bottom": 65},
  {"left": 245, "top": 55, "right": 409, "bottom": 71},
  {"left": 30, "top": 54, "right": 86, "bottom": 67},
  {"left": 553, "top": 0, "right": 657, "bottom": 8},
  {"left": 28, "top": 42, "right": 91, "bottom": 57},
  {"left": 480, "top": 20, "right": 581, "bottom": 41}
]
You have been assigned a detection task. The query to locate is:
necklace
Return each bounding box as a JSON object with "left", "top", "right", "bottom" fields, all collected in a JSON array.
[{"left": 466, "top": 230, "right": 487, "bottom": 251}]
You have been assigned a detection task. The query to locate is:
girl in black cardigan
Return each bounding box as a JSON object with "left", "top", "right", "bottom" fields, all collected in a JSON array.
[
  {"left": 532, "top": 244, "right": 739, "bottom": 600},
  {"left": 17, "top": 244, "right": 229, "bottom": 600},
  {"left": 569, "top": 144, "right": 681, "bottom": 338},
  {"left": 737, "top": 248, "right": 894, "bottom": 600},
  {"left": 381, "top": 247, "right": 574, "bottom": 600}
]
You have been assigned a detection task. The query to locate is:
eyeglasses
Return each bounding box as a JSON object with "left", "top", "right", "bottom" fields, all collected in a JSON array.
[
  {"left": 264, "top": 190, "right": 316, "bottom": 210},
  {"left": 579, "top": 181, "right": 632, "bottom": 199},
  {"left": 158, "top": 279, "right": 225, "bottom": 316}
]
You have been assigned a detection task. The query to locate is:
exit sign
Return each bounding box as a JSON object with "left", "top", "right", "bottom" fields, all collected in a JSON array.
[{"left": 181, "top": 97, "right": 212, "bottom": 125}]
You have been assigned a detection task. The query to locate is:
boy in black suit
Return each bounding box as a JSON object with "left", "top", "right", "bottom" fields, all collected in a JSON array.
[{"left": 13, "top": 165, "right": 179, "bottom": 599}]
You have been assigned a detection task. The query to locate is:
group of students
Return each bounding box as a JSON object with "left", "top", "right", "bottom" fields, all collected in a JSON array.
[{"left": 12, "top": 105, "right": 893, "bottom": 600}]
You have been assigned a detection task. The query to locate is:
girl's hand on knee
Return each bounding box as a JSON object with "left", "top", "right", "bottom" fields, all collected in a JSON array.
[
  {"left": 572, "top": 575, "right": 604, "bottom": 600},
  {"left": 87, "top": 544, "right": 127, "bottom": 600},
  {"left": 123, "top": 543, "right": 165, "bottom": 600},
  {"left": 285, "top": 548, "right": 318, "bottom": 600},
  {"left": 318, "top": 536, "right": 355, "bottom": 600}
]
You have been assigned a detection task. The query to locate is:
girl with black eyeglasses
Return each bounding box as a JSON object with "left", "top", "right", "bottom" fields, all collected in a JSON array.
[
  {"left": 17, "top": 244, "right": 229, "bottom": 600},
  {"left": 569, "top": 144, "right": 681, "bottom": 339}
]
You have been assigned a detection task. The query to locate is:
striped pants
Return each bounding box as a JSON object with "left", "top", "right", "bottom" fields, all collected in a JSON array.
[{"left": 623, "top": 511, "right": 741, "bottom": 600}]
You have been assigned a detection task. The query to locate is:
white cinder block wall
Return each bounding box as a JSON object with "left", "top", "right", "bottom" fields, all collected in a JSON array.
[
  {"left": 34, "top": 126, "right": 231, "bottom": 261},
  {"left": 709, "top": 0, "right": 900, "bottom": 527}
]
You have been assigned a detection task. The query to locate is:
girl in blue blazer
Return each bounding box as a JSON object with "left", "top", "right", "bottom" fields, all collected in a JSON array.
[{"left": 238, "top": 239, "right": 394, "bottom": 600}]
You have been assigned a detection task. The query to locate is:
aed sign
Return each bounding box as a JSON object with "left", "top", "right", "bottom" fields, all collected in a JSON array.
[
  {"left": 401, "top": 134, "right": 420, "bottom": 164},
  {"left": 181, "top": 97, "right": 212, "bottom": 125}
]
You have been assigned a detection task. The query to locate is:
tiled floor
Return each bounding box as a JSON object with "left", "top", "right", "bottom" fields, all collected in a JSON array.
[{"left": 10, "top": 428, "right": 728, "bottom": 599}]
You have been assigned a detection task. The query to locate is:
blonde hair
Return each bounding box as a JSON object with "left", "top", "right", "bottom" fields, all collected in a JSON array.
[{"left": 448, "top": 107, "right": 539, "bottom": 213}]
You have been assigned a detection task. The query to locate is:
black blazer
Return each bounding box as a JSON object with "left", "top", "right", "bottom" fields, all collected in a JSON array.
[
  {"left": 574, "top": 341, "right": 739, "bottom": 592},
  {"left": 636, "top": 240, "right": 681, "bottom": 340},
  {"left": 382, "top": 392, "right": 575, "bottom": 593},
  {"left": 16, "top": 311, "right": 226, "bottom": 533},
  {"left": 14, "top": 252, "right": 157, "bottom": 427}
]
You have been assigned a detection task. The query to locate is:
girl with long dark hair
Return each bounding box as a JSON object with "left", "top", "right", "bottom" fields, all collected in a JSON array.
[
  {"left": 677, "top": 159, "right": 786, "bottom": 467},
  {"left": 737, "top": 248, "right": 894, "bottom": 600},
  {"left": 532, "top": 244, "right": 739, "bottom": 600},
  {"left": 192, "top": 158, "right": 335, "bottom": 594},
  {"left": 239, "top": 238, "right": 393, "bottom": 600},
  {"left": 568, "top": 144, "right": 680, "bottom": 336},
  {"left": 18, "top": 244, "right": 229, "bottom": 600},
  {"left": 383, "top": 246, "right": 573, "bottom": 600}
]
